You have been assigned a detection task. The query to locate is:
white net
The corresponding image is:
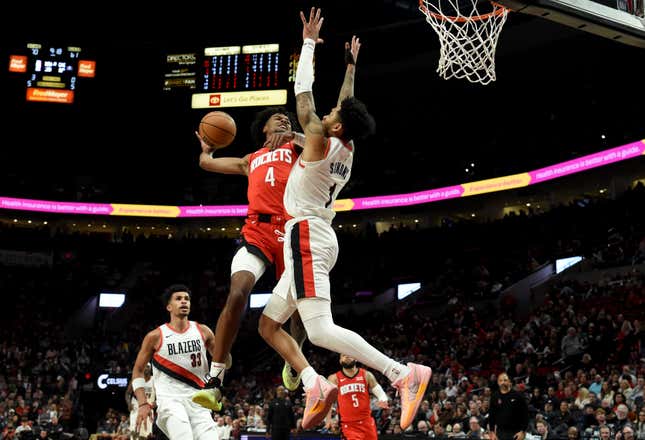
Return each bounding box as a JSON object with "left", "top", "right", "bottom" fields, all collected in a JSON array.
[{"left": 419, "top": 0, "right": 509, "bottom": 85}]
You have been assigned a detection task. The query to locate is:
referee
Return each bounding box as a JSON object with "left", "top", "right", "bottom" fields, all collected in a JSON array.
[{"left": 487, "top": 373, "right": 529, "bottom": 440}]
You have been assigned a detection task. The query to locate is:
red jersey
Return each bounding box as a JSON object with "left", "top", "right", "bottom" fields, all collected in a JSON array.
[
  {"left": 246, "top": 142, "right": 297, "bottom": 215},
  {"left": 335, "top": 368, "right": 372, "bottom": 422}
]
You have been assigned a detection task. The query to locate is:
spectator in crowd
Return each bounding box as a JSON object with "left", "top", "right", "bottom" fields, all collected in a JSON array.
[
  {"left": 534, "top": 420, "right": 558, "bottom": 440},
  {"left": 635, "top": 409, "right": 645, "bottom": 440},
  {"left": 619, "top": 425, "right": 636, "bottom": 440},
  {"left": 214, "top": 416, "right": 231, "bottom": 440},
  {"left": 614, "top": 405, "right": 631, "bottom": 433},
  {"left": 469, "top": 416, "right": 486, "bottom": 440},
  {"left": 418, "top": 420, "right": 431, "bottom": 435},
  {"left": 569, "top": 426, "right": 581, "bottom": 440},
  {"left": 561, "top": 327, "right": 585, "bottom": 367},
  {"left": 452, "top": 422, "right": 467, "bottom": 438}
]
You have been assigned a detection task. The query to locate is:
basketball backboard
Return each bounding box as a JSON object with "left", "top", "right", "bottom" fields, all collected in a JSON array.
[{"left": 497, "top": 0, "right": 645, "bottom": 46}]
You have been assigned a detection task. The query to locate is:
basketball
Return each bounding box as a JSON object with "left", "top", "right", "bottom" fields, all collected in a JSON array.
[{"left": 199, "top": 111, "right": 237, "bottom": 149}]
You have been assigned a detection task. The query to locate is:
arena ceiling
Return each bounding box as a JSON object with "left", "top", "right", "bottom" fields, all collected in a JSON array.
[{"left": 1, "top": 0, "right": 643, "bottom": 205}]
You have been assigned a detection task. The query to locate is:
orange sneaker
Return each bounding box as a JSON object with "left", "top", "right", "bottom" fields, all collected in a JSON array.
[
  {"left": 301, "top": 375, "right": 338, "bottom": 430},
  {"left": 393, "top": 363, "right": 432, "bottom": 430}
]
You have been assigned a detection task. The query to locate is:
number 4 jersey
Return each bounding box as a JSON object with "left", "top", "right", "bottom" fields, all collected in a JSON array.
[
  {"left": 247, "top": 142, "right": 298, "bottom": 216},
  {"left": 151, "top": 321, "right": 209, "bottom": 398}
]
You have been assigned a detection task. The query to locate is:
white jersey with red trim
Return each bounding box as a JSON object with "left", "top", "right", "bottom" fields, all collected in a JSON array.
[
  {"left": 283, "top": 137, "right": 354, "bottom": 224},
  {"left": 151, "top": 321, "right": 208, "bottom": 398}
]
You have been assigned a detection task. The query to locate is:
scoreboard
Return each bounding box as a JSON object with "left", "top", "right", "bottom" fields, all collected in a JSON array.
[
  {"left": 163, "top": 43, "right": 295, "bottom": 109},
  {"left": 201, "top": 44, "right": 280, "bottom": 92},
  {"left": 8, "top": 43, "right": 96, "bottom": 104}
]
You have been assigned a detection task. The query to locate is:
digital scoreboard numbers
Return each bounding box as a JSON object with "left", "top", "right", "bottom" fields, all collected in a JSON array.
[
  {"left": 191, "top": 43, "right": 287, "bottom": 109},
  {"left": 8, "top": 42, "right": 96, "bottom": 104}
]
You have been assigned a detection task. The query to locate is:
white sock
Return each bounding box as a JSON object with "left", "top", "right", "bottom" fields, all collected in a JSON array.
[
  {"left": 384, "top": 362, "right": 410, "bottom": 383},
  {"left": 210, "top": 362, "right": 226, "bottom": 385},
  {"left": 301, "top": 366, "right": 318, "bottom": 390}
]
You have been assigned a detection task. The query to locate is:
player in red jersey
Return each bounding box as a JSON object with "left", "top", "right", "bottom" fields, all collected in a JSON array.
[
  {"left": 325, "top": 354, "right": 389, "bottom": 440},
  {"left": 191, "top": 107, "right": 307, "bottom": 410}
]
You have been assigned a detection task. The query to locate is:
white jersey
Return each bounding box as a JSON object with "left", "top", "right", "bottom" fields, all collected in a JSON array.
[
  {"left": 151, "top": 321, "right": 209, "bottom": 398},
  {"left": 283, "top": 137, "right": 354, "bottom": 223}
]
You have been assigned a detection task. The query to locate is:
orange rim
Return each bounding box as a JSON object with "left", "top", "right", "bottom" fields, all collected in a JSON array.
[{"left": 419, "top": 0, "right": 509, "bottom": 22}]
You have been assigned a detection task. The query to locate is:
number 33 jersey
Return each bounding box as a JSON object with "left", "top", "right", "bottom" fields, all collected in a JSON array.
[
  {"left": 151, "top": 321, "right": 209, "bottom": 398},
  {"left": 283, "top": 137, "right": 354, "bottom": 224}
]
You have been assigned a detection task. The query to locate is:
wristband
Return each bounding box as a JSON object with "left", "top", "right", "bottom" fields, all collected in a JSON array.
[
  {"left": 372, "top": 384, "right": 388, "bottom": 402},
  {"left": 132, "top": 377, "right": 146, "bottom": 391}
]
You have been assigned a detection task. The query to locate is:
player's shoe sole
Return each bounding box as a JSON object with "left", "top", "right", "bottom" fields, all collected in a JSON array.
[
  {"left": 302, "top": 375, "right": 338, "bottom": 430},
  {"left": 191, "top": 388, "right": 222, "bottom": 411},
  {"left": 282, "top": 363, "right": 302, "bottom": 391},
  {"left": 394, "top": 363, "right": 432, "bottom": 430}
]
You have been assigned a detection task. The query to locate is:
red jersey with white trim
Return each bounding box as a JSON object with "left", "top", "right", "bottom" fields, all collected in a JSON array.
[
  {"left": 335, "top": 368, "right": 372, "bottom": 422},
  {"left": 283, "top": 137, "right": 353, "bottom": 223},
  {"left": 247, "top": 143, "right": 297, "bottom": 216},
  {"left": 151, "top": 321, "right": 208, "bottom": 397}
]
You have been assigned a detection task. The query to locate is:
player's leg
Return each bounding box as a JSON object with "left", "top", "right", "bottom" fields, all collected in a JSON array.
[
  {"left": 272, "top": 231, "right": 308, "bottom": 391},
  {"left": 214, "top": 246, "right": 267, "bottom": 372},
  {"left": 260, "top": 221, "right": 311, "bottom": 375},
  {"left": 193, "top": 246, "right": 267, "bottom": 410},
  {"left": 299, "top": 297, "right": 431, "bottom": 430},
  {"left": 155, "top": 398, "right": 193, "bottom": 440},
  {"left": 187, "top": 400, "right": 219, "bottom": 440},
  {"left": 259, "top": 282, "right": 306, "bottom": 372},
  {"left": 294, "top": 219, "right": 430, "bottom": 431},
  {"left": 282, "top": 311, "right": 306, "bottom": 391}
]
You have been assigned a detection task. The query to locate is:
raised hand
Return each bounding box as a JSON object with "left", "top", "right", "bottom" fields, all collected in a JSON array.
[
  {"left": 299, "top": 7, "right": 324, "bottom": 44},
  {"left": 345, "top": 35, "right": 361, "bottom": 65}
]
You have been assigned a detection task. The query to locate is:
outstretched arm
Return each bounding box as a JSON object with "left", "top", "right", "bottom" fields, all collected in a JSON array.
[
  {"left": 337, "top": 36, "right": 360, "bottom": 106},
  {"left": 294, "top": 7, "right": 327, "bottom": 162},
  {"left": 196, "top": 131, "right": 249, "bottom": 175},
  {"left": 366, "top": 370, "right": 390, "bottom": 409},
  {"left": 131, "top": 330, "right": 158, "bottom": 432}
]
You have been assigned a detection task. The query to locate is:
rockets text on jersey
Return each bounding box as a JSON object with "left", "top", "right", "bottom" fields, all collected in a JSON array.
[
  {"left": 335, "top": 368, "right": 372, "bottom": 422},
  {"left": 247, "top": 143, "right": 297, "bottom": 216}
]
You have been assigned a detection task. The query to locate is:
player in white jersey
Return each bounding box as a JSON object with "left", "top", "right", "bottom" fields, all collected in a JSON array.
[
  {"left": 126, "top": 364, "right": 155, "bottom": 439},
  {"left": 259, "top": 7, "right": 432, "bottom": 432},
  {"left": 130, "top": 284, "right": 220, "bottom": 440}
]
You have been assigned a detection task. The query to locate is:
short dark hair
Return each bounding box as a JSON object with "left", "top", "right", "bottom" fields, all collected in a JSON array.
[
  {"left": 337, "top": 97, "right": 376, "bottom": 142},
  {"left": 250, "top": 106, "right": 299, "bottom": 147},
  {"left": 161, "top": 284, "right": 191, "bottom": 305}
]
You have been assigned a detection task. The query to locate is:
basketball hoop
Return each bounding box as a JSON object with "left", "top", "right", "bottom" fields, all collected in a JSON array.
[{"left": 419, "top": 0, "right": 510, "bottom": 85}]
